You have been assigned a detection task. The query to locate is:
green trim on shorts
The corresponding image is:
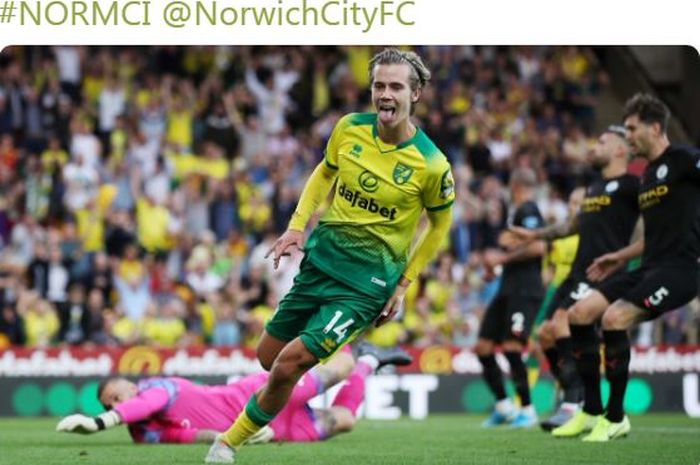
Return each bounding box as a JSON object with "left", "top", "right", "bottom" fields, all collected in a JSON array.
[{"left": 301, "top": 327, "right": 362, "bottom": 363}]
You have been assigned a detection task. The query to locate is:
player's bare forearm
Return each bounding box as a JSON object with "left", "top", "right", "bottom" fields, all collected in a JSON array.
[
  {"left": 538, "top": 217, "right": 578, "bottom": 241},
  {"left": 375, "top": 279, "right": 410, "bottom": 327},
  {"left": 287, "top": 161, "right": 337, "bottom": 231},
  {"left": 375, "top": 209, "right": 451, "bottom": 328},
  {"left": 616, "top": 238, "right": 644, "bottom": 261},
  {"left": 629, "top": 217, "right": 644, "bottom": 243},
  {"left": 587, "top": 238, "right": 644, "bottom": 282},
  {"left": 403, "top": 207, "right": 452, "bottom": 282}
]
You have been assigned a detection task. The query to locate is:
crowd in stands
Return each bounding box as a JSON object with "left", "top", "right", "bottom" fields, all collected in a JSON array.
[{"left": 0, "top": 46, "right": 697, "bottom": 350}]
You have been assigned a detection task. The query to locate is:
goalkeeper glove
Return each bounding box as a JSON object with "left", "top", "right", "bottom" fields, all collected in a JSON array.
[{"left": 56, "top": 411, "right": 121, "bottom": 434}]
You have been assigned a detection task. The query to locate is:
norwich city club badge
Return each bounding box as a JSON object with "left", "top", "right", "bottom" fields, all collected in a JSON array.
[
  {"left": 440, "top": 169, "right": 455, "bottom": 199},
  {"left": 393, "top": 162, "right": 414, "bottom": 185}
]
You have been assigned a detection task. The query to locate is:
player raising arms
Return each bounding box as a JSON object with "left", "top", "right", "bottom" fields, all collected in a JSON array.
[
  {"left": 205, "top": 48, "right": 455, "bottom": 463},
  {"left": 557, "top": 93, "right": 699, "bottom": 441}
]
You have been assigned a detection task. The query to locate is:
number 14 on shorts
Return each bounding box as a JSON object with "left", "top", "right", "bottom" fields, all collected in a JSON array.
[{"left": 323, "top": 311, "right": 355, "bottom": 343}]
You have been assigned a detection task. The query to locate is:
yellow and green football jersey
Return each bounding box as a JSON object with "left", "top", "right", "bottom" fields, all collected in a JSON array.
[{"left": 304, "top": 112, "right": 455, "bottom": 298}]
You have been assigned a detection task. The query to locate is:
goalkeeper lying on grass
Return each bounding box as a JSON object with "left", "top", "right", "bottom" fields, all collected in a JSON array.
[{"left": 56, "top": 343, "right": 410, "bottom": 444}]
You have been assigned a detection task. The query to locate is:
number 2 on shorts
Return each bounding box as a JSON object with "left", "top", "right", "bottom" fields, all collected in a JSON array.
[
  {"left": 323, "top": 310, "right": 355, "bottom": 343},
  {"left": 511, "top": 312, "right": 525, "bottom": 334}
]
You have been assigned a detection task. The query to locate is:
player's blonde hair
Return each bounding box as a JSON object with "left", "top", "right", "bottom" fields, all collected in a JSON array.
[{"left": 368, "top": 48, "right": 431, "bottom": 92}]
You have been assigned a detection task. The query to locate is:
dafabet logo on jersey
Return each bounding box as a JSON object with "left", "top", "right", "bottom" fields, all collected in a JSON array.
[{"left": 338, "top": 184, "right": 397, "bottom": 220}]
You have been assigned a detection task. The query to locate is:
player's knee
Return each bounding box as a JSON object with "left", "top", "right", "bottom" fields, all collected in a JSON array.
[
  {"left": 335, "top": 415, "right": 356, "bottom": 433},
  {"left": 538, "top": 322, "right": 554, "bottom": 345},
  {"left": 272, "top": 346, "right": 318, "bottom": 382},
  {"left": 256, "top": 334, "right": 288, "bottom": 371},
  {"left": 474, "top": 339, "right": 493, "bottom": 357},
  {"left": 331, "top": 409, "right": 356, "bottom": 434},
  {"left": 270, "top": 357, "right": 303, "bottom": 383},
  {"left": 501, "top": 339, "right": 523, "bottom": 353},
  {"left": 257, "top": 347, "right": 276, "bottom": 372},
  {"left": 552, "top": 309, "right": 569, "bottom": 330},
  {"left": 568, "top": 303, "right": 593, "bottom": 325},
  {"left": 601, "top": 308, "right": 625, "bottom": 330}
]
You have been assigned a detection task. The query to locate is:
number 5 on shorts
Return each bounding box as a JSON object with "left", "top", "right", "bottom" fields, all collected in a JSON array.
[{"left": 323, "top": 310, "right": 355, "bottom": 343}]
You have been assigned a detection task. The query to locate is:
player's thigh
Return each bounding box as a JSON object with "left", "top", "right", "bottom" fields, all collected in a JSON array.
[
  {"left": 590, "top": 269, "right": 643, "bottom": 308},
  {"left": 601, "top": 299, "right": 648, "bottom": 331},
  {"left": 557, "top": 275, "right": 596, "bottom": 312},
  {"left": 300, "top": 286, "right": 385, "bottom": 361},
  {"left": 544, "top": 277, "right": 576, "bottom": 321},
  {"left": 551, "top": 308, "right": 571, "bottom": 335},
  {"left": 504, "top": 295, "right": 541, "bottom": 343},
  {"left": 622, "top": 264, "right": 700, "bottom": 319},
  {"left": 478, "top": 294, "right": 509, "bottom": 344},
  {"left": 567, "top": 271, "right": 637, "bottom": 326},
  {"left": 537, "top": 319, "right": 556, "bottom": 348},
  {"left": 265, "top": 261, "right": 327, "bottom": 344},
  {"left": 257, "top": 330, "right": 289, "bottom": 370},
  {"left": 567, "top": 289, "right": 611, "bottom": 325}
]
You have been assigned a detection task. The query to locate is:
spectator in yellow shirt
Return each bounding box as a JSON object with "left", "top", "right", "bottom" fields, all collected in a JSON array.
[
  {"left": 41, "top": 136, "right": 69, "bottom": 175},
  {"left": 18, "top": 291, "right": 59, "bottom": 347},
  {"left": 135, "top": 195, "right": 174, "bottom": 255},
  {"left": 117, "top": 243, "right": 146, "bottom": 286},
  {"left": 142, "top": 299, "right": 187, "bottom": 348}
]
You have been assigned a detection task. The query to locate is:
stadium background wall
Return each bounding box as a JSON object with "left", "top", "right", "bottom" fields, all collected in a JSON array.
[{"left": 1, "top": 346, "right": 699, "bottom": 418}]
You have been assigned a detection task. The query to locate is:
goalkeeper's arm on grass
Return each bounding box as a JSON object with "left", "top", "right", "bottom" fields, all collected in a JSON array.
[
  {"left": 56, "top": 410, "right": 220, "bottom": 444},
  {"left": 56, "top": 410, "right": 122, "bottom": 435}
]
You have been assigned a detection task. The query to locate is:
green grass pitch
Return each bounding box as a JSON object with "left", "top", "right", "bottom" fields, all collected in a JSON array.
[{"left": 0, "top": 414, "right": 698, "bottom": 465}]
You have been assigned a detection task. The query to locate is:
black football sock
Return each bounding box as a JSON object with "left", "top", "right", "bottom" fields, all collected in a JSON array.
[
  {"left": 555, "top": 336, "right": 584, "bottom": 404},
  {"left": 504, "top": 351, "right": 531, "bottom": 407},
  {"left": 571, "top": 324, "right": 603, "bottom": 415},
  {"left": 544, "top": 347, "right": 560, "bottom": 380},
  {"left": 603, "top": 330, "right": 631, "bottom": 423},
  {"left": 478, "top": 354, "right": 507, "bottom": 401}
]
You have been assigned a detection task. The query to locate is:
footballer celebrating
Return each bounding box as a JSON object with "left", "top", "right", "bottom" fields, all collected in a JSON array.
[{"left": 205, "top": 48, "right": 455, "bottom": 463}]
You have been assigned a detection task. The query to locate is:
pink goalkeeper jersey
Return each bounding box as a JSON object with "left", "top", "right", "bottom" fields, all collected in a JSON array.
[{"left": 114, "top": 374, "right": 324, "bottom": 444}]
